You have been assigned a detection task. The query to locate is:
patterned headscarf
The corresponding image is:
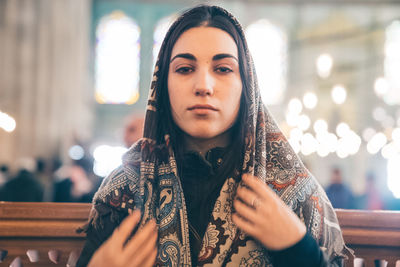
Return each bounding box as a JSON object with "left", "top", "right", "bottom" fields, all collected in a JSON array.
[{"left": 89, "top": 5, "right": 349, "bottom": 266}]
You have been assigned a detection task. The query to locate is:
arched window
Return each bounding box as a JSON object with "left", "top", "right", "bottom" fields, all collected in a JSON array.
[
  {"left": 384, "top": 20, "right": 400, "bottom": 105},
  {"left": 153, "top": 15, "right": 177, "bottom": 69},
  {"left": 95, "top": 11, "right": 140, "bottom": 104},
  {"left": 246, "top": 20, "right": 287, "bottom": 105}
]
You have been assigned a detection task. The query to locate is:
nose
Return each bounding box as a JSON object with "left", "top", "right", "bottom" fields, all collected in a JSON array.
[{"left": 193, "top": 68, "right": 214, "bottom": 96}]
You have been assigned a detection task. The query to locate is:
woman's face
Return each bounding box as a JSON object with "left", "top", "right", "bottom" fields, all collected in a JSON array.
[{"left": 168, "top": 26, "right": 242, "bottom": 142}]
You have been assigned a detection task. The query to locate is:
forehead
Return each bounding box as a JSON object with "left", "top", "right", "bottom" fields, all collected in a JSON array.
[{"left": 171, "top": 26, "right": 238, "bottom": 58}]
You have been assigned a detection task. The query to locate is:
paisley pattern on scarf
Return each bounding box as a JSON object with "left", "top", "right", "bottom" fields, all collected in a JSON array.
[
  {"left": 87, "top": 5, "right": 349, "bottom": 267},
  {"left": 197, "top": 217, "right": 229, "bottom": 265}
]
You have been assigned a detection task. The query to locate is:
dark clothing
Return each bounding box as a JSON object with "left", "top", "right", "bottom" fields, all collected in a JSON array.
[
  {"left": 77, "top": 149, "right": 326, "bottom": 267},
  {"left": 181, "top": 148, "right": 325, "bottom": 267},
  {"left": 53, "top": 178, "right": 94, "bottom": 203},
  {"left": 0, "top": 170, "right": 43, "bottom": 202},
  {"left": 269, "top": 232, "right": 326, "bottom": 266},
  {"left": 325, "top": 183, "right": 354, "bottom": 209},
  {"left": 180, "top": 148, "right": 228, "bottom": 266}
]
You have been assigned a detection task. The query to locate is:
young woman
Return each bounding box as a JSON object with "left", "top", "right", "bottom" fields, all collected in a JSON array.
[{"left": 77, "top": 5, "right": 349, "bottom": 267}]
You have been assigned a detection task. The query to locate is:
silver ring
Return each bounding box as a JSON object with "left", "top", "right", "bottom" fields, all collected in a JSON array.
[{"left": 252, "top": 197, "right": 261, "bottom": 209}]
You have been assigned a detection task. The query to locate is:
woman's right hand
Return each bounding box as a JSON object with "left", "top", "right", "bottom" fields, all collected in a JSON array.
[{"left": 88, "top": 210, "right": 158, "bottom": 267}]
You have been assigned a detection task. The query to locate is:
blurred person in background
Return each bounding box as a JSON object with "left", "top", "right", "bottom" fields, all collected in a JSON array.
[
  {"left": 0, "top": 164, "right": 10, "bottom": 187},
  {"left": 0, "top": 158, "right": 44, "bottom": 202},
  {"left": 325, "top": 167, "right": 355, "bottom": 209},
  {"left": 53, "top": 157, "right": 101, "bottom": 202},
  {"left": 356, "top": 172, "right": 385, "bottom": 210},
  {"left": 35, "top": 157, "right": 54, "bottom": 202},
  {"left": 123, "top": 113, "right": 145, "bottom": 148}
]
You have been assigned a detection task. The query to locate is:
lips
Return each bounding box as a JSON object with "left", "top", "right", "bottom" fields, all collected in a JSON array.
[{"left": 187, "top": 104, "right": 218, "bottom": 111}]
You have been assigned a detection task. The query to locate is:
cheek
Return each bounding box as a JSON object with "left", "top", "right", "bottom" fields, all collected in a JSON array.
[
  {"left": 168, "top": 77, "right": 178, "bottom": 111},
  {"left": 230, "top": 83, "right": 242, "bottom": 120},
  {"left": 231, "top": 82, "right": 242, "bottom": 112},
  {"left": 168, "top": 85, "right": 183, "bottom": 121}
]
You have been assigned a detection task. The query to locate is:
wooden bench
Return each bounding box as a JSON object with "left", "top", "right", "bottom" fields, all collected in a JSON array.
[
  {"left": 336, "top": 209, "right": 400, "bottom": 267},
  {"left": 0, "top": 203, "right": 399, "bottom": 266},
  {"left": 0, "top": 202, "right": 90, "bottom": 267}
]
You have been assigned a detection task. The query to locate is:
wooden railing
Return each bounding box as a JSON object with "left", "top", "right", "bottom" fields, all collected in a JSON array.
[
  {"left": 336, "top": 209, "right": 400, "bottom": 267},
  {"left": 0, "top": 202, "right": 90, "bottom": 267},
  {"left": 0, "top": 203, "right": 399, "bottom": 267}
]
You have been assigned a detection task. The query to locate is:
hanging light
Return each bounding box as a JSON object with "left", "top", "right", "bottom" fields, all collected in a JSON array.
[
  {"left": 93, "top": 145, "right": 128, "bottom": 177},
  {"left": 303, "top": 92, "right": 318, "bottom": 109},
  {"left": 316, "top": 53, "right": 333, "bottom": 78},
  {"left": 313, "top": 119, "right": 328, "bottom": 133},
  {"left": 288, "top": 98, "right": 303, "bottom": 114},
  {"left": 367, "top": 132, "right": 388, "bottom": 154},
  {"left": 374, "top": 77, "right": 389, "bottom": 97},
  {"left": 336, "top": 122, "right": 350, "bottom": 138},
  {"left": 331, "top": 85, "right": 347, "bottom": 105},
  {"left": 0, "top": 111, "right": 16, "bottom": 132}
]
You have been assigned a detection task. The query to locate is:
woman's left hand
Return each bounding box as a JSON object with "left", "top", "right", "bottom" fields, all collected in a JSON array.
[{"left": 232, "top": 173, "right": 306, "bottom": 251}]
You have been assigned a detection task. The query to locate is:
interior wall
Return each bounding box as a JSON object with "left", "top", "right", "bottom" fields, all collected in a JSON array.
[{"left": 0, "top": 0, "right": 93, "bottom": 168}]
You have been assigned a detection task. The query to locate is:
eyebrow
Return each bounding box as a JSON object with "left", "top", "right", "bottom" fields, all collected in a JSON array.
[{"left": 170, "top": 53, "right": 238, "bottom": 63}]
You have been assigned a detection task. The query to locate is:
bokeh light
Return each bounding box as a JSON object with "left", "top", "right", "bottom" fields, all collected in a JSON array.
[
  {"left": 93, "top": 145, "right": 128, "bottom": 177},
  {"left": 331, "top": 85, "right": 347, "bottom": 105},
  {"left": 68, "top": 145, "right": 85, "bottom": 160},
  {"left": 374, "top": 77, "right": 389, "bottom": 97},
  {"left": 288, "top": 98, "right": 303, "bottom": 114},
  {"left": 314, "top": 119, "right": 328, "bottom": 133},
  {"left": 0, "top": 111, "right": 16, "bottom": 132},
  {"left": 367, "top": 132, "right": 388, "bottom": 154},
  {"left": 303, "top": 92, "right": 318, "bottom": 109},
  {"left": 316, "top": 53, "right": 333, "bottom": 78}
]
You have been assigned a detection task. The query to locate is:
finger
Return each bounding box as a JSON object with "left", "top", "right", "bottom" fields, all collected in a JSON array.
[
  {"left": 236, "top": 185, "right": 259, "bottom": 208},
  {"left": 112, "top": 210, "right": 141, "bottom": 248},
  {"left": 130, "top": 225, "right": 158, "bottom": 266},
  {"left": 123, "top": 219, "right": 157, "bottom": 260},
  {"left": 242, "top": 174, "right": 277, "bottom": 201},
  {"left": 232, "top": 212, "right": 257, "bottom": 237},
  {"left": 233, "top": 197, "right": 259, "bottom": 224},
  {"left": 141, "top": 248, "right": 158, "bottom": 267}
]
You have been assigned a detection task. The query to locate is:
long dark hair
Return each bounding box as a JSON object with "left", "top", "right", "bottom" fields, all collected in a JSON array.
[{"left": 154, "top": 5, "right": 251, "bottom": 180}]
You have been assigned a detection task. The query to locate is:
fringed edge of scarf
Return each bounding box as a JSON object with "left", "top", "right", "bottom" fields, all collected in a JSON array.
[{"left": 76, "top": 203, "right": 127, "bottom": 234}]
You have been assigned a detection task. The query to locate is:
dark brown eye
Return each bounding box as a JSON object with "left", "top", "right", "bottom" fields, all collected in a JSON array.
[
  {"left": 216, "top": 66, "right": 233, "bottom": 73},
  {"left": 176, "top": 66, "right": 193, "bottom": 74}
]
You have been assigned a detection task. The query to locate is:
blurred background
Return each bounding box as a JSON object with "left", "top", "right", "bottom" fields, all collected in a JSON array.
[{"left": 0, "top": 0, "right": 399, "bottom": 209}]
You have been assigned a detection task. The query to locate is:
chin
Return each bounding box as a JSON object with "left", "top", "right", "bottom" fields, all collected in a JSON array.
[
  {"left": 185, "top": 124, "right": 232, "bottom": 141},
  {"left": 187, "top": 130, "right": 219, "bottom": 140}
]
